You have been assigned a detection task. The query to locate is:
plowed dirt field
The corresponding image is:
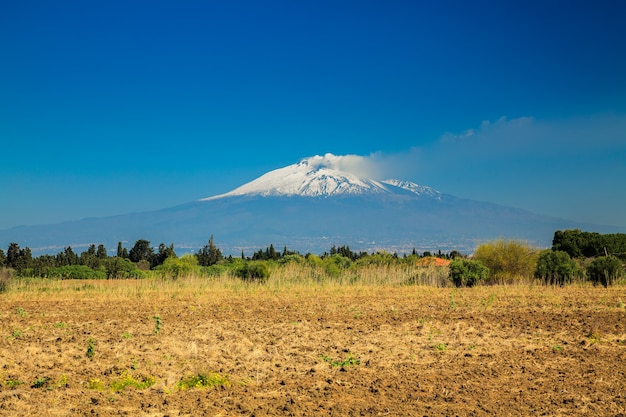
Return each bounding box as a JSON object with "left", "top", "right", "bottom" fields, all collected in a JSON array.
[{"left": 1, "top": 280, "right": 626, "bottom": 416}]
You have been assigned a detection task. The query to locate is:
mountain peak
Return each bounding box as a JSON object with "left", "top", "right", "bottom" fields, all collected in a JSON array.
[{"left": 201, "top": 154, "right": 439, "bottom": 200}]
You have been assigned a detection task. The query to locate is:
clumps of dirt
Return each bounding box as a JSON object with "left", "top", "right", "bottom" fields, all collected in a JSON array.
[{"left": 1, "top": 286, "right": 625, "bottom": 415}]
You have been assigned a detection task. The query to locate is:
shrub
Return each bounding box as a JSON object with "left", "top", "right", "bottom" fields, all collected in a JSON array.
[
  {"left": 534, "top": 250, "right": 583, "bottom": 285},
  {"left": 474, "top": 239, "right": 539, "bottom": 283},
  {"left": 234, "top": 261, "right": 270, "bottom": 282},
  {"left": 177, "top": 372, "right": 230, "bottom": 390},
  {"left": 101, "top": 257, "right": 144, "bottom": 279},
  {"left": 200, "top": 263, "right": 230, "bottom": 277},
  {"left": 110, "top": 372, "right": 155, "bottom": 391},
  {"left": 157, "top": 255, "right": 199, "bottom": 279},
  {"left": 277, "top": 254, "right": 305, "bottom": 265},
  {"left": 449, "top": 259, "right": 489, "bottom": 287},
  {"left": 48, "top": 265, "right": 107, "bottom": 280},
  {"left": 586, "top": 256, "right": 624, "bottom": 287},
  {"left": 322, "top": 255, "right": 352, "bottom": 278}
]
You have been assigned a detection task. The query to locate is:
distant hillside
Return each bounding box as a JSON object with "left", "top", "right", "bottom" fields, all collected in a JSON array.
[{"left": 0, "top": 155, "right": 621, "bottom": 255}]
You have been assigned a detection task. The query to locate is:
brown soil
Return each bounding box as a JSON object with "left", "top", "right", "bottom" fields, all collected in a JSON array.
[{"left": 1, "top": 282, "right": 626, "bottom": 416}]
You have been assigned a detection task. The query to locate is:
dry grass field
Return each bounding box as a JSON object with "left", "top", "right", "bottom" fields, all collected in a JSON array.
[{"left": 1, "top": 275, "right": 626, "bottom": 416}]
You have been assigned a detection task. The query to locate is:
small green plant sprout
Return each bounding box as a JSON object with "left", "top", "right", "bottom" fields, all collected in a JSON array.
[
  {"left": 177, "top": 372, "right": 230, "bottom": 390},
  {"left": 588, "top": 333, "right": 601, "bottom": 345},
  {"left": 350, "top": 307, "right": 363, "bottom": 319},
  {"left": 31, "top": 376, "right": 51, "bottom": 389},
  {"left": 481, "top": 293, "right": 497, "bottom": 309},
  {"left": 434, "top": 343, "right": 448, "bottom": 352},
  {"left": 449, "top": 294, "right": 457, "bottom": 309},
  {"left": 4, "top": 378, "right": 24, "bottom": 388},
  {"left": 53, "top": 322, "right": 68, "bottom": 329},
  {"left": 16, "top": 307, "right": 26, "bottom": 318},
  {"left": 0, "top": 378, "right": 24, "bottom": 388},
  {"left": 321, "top": 354, "right": 360, "bottom": 368},
  {"left": 552, "top": 345, "right": 563, "bottom": 352},
  {"left": 153, "top": 315, "right": 162, "bottom": 335},
  {"left": 9, "top": 329, "right": 23, "bottom": 339},
  {"left": 54, "top": 374, "right": 69, "bottom": 389},
  {"left": 110, "top": 372, "right": 156, "bottom": 392},
  {"left": 86, "top": 338, "right": 96, "bottom": 360},
  {"left": 86, "top": 378, "right": 105, "bottom": 390},
  {"left": 618, "top": 299, "right": 625, "bottom": 309},
  {"left": 122, "top": 331, "right": 132, "bottom": 339}
]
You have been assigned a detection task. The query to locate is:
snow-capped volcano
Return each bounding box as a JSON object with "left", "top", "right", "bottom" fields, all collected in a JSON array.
[
  {"left": 201, "top": 153, "right": 440, "bottom": 200},
  {"left": 1, "top": 152, "right": 605, "bottom": 255}
]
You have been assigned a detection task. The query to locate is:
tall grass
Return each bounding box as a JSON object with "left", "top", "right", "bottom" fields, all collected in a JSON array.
[
  {"left": 1, "top": 262, "right": 451, "bottom": 300},
  {"left": 264, "top": 262, "right": 449, "bottom": 287},
  {"left": 0, "top": 268, "right": 12, "bottom": 293}
]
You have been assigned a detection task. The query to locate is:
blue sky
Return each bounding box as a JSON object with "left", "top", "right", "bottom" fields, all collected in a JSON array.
[{"left": 1, "top": 1, "right": 625, "bottom": 230}]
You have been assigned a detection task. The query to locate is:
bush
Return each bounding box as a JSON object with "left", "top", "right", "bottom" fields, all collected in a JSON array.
[
  {"left": 277, "top": 254, "right": 305, "bottom": 265},
  {"left": 449, "top": 259, "right": 489, "bottom": 287},
  {"left": 234, "top": 261, "right": 270, "bottom": 282},
  {"left": 586, "top": 256, "right": 624, "bottom": 287},
  {"left": 200, "top": 263, "right": 230, "bottom": 277},
  {"left": 48, "top": 265, "right": 107, "bottom": 279},
  {"left": 101, "top": 257, "right": 144, "bottom": 279},
  {"left": 535, "top": 250, "right": 583, "bottom": 285},
  {"left": 474, "top": 239, "right": 539, "bottom": 283},
  {"left": 157, "top": 255, "right": 199, "bottom": 279}
]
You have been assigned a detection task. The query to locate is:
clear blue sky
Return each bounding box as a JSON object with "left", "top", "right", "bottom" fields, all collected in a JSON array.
[{"left": 1, "top": 0, "right": 625, "bottom": 230}]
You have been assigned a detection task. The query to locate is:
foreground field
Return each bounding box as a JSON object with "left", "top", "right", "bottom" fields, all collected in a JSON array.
[{"left": 1, "top": 278, "right": 626, "bottom": 416}]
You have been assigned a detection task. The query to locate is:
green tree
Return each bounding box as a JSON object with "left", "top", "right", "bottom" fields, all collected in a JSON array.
[
  {"left": 7, "top": 243, "right": 32, "bottom": 272},
  {"left": 153, "top": 243, "right": 176, "bottom": 267},
  {"left": 80, "top": 247, "right": 99, "bottom": 269},
  {"left": 449, "top": 250, "right": 464, "bottom": 260},
  {"left": 586, "top": 256, "right": 624, "bottom": 287},
  {"left": 117, "top": 242, "right": 129, "bottom": 259},
  {"left": 268, "top": 244, "right": 277, "bottom": 260},
  {"left": 57, "top": 246, "right": 79, "bottom": 266},
  {"left": 80, "top": 245, "right": 100, "bottom": 268},
  {"left": 6, "top": 243, "right": 21, "bottom": 269},
  {"left": 552, "top": 229, "right": 626, "bottom": 259},
  {"left": 30, "top": 255, "right": 56, "bottom": 277},
  {"left": 196, "top": 236, "right": 222, "bottom": 266},
  {"left": 474, "top": 239, "right": 539, "bottom": 283},
  {"left": 96, "top": 244, "right": 108, "bottom": 259},
  {"left": 449, "top": 259, "right": 489, "bottom": 287},
  {"left": 535, "top": 250, "right": 582, "bottom": 285},
  {"left": 17, "top": 247, "right": 32, "bottom": 272},
  {"left": 129, "top": 239, "right": 154, "bottom": 264}
]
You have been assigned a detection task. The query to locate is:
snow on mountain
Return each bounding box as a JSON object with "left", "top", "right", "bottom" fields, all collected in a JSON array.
[
  {"left": 201, "top": 153, "right": 439, "bottom": 200},
  {"left": 381, "top": 179, "right": 442, "bottom": 199}
]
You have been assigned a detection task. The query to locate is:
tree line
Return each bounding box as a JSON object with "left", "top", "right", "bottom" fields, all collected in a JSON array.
[
  {"left": 1, "top": 229, "right": 624, "bottom": 286},
  {"left": 0, "top": 236, "right": 222, "bottom": 279},
  {"left": 0, "top": 237, "right": 459, "bottom": 280},
  {"left": 450, "top": 230, "right": 626, "bottom": 287}
]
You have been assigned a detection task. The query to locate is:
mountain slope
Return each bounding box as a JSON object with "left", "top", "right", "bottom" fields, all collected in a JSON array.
[{"left": 0, "top": 154, "right": 618, "bottom": 255}]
